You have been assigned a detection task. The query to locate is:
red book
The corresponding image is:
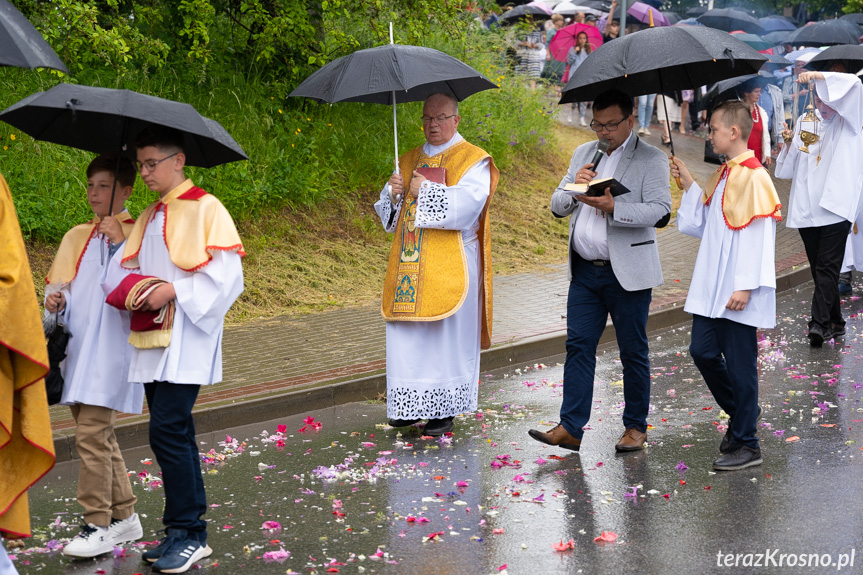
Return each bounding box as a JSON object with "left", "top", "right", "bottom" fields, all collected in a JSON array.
[{"left": 416, "top": 167, "right": 446, "bottom": 184}]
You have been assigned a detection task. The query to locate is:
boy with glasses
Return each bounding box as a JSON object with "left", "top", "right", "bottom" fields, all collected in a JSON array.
[{"left": 102, "top": 125, "right": 245, "bottom": 573}]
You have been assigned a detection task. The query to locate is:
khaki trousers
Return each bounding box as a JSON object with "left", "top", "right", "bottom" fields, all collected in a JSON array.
[{"left": 70, "top": 404, "right": 137, "bottom": 526}]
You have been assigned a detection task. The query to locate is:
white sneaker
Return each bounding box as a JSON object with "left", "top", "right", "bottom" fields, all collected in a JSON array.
[
  {"left": 644, "top": 128, "right": 652, "bottom": 136},
  {"left": 579, "top": 117, "right": 588, "bottom": 127},
  {"left": 62, "top": 524, "right": 114, "bottom": 558},
  {"left": 108, "top": 513, "right": 143, "bottom": 545},
  {"left": 637, "top": 127, "right": 646, "bottom": 135}
]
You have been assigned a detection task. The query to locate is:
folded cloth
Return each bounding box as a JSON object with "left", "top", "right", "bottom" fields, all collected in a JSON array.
[{"left": 106, "top": 274, "right": 175, "bottom": 349}]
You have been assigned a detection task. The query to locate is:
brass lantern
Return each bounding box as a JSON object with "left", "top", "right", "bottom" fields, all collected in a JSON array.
[{"left": 797, "top": 85, "right": 821, "bottom": 154}]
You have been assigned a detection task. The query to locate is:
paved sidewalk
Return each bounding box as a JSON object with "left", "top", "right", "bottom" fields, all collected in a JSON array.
[{"left": 47, "top": 117, "right": 810, "bottom": 451}]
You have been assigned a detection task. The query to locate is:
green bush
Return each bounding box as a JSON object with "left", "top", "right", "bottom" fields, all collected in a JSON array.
[{"left": 4, "top": 2, "right": 556, "bottom": 242}]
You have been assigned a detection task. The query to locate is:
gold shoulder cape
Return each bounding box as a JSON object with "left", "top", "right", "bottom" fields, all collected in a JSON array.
[
  {"left": 0, "top": 173, "right": 55, "bottom": 538},
  {"left": 122, "top": 179, "right": 245, "bottom": 272},
  {"left": 45, "top": 211, "right": 136, "bottom": 285},
  {"left": 381, "top": 140, "right": 498, "bottom": 350},
  {"left": 702, "top": 150, "right": 782, "bottom": 230}
]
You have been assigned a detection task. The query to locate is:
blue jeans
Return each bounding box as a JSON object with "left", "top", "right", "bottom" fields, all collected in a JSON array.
[
  {"left": 561, "top": 256, "right": 652, "bottom": 439},
  {"left": 689, "top": 315, "right": 759, "bottom": 449},
  {"left": 145, "top": 381, "right": 207, "bottom": 539},
  {"left": 638, "top": 94, "right": 655, "bottom": 130}
]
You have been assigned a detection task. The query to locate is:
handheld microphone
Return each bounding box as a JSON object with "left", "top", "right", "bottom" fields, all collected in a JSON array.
[{"left": 590, "top": 139, "right": 610, "bottom": 172}]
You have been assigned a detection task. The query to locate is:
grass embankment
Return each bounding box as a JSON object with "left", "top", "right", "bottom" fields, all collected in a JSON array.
[{"left": 27, "top": 123, "right": 593, "bottom": 322}]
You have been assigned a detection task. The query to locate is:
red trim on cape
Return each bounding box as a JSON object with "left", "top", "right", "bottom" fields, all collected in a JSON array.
[
  {"left": 178, "top": 187, "right": 208, "bottom": 201},
  {"left": 713, "top": 163, "right": 782, "bottom": 230},
  {"left": 739, "top": 156, "right": 763, "bottom": 169}
]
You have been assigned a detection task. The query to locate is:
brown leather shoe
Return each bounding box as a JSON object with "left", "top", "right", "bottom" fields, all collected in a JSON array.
[
  {"left": 615, "top": 427, "right": 647, "bottom": 452},
  {"left": 527, "top": 424, "right": 581, "bottom": 451}
]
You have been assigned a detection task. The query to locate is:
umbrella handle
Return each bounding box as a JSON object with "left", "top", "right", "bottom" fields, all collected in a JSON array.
[{"left": 670, "top": 155, "right": 683, "bottom": 190}]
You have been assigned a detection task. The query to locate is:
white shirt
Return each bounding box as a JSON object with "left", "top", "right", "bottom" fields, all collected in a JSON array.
[{"left": 571, "top": 131, "right": 632, "bottom": 260}]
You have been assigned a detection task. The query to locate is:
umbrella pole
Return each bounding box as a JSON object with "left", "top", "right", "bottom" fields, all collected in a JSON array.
[
  {"left": 103, "top": 118, "right": 129, "bottom": 264},
  {"left": 388, "top": 22, "right": 401, "bottom": 205},
  {"left": 657, "top": 74, "right": 683, "bottom": 190}
]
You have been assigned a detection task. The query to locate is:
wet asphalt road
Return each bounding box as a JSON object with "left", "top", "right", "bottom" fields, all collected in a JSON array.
[{"left": 11, "top": 281, "right": 863, "bottom": 575}]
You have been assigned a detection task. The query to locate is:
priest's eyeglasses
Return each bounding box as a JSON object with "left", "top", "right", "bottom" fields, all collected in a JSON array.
[
  {"left": 421, "top": 114, "right": 457, "bottom": 125},
  {"left": 136, "top": 152, "right": 179, "bottom": 173},
  {"left": 589, "top": 115, "right": 630, "bottom": 132}
]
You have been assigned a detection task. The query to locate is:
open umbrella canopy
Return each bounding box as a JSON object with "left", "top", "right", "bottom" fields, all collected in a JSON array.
[
  {"left": 526, "top": 1, "right": 553, "bottom": 15},
  {"left": 686, "top": 6, "right": 707, "bottom": 17},
  {"left": 612, "top": 2, "right": 670, "bottom": 26},
  {"left": 289, "top": 44, "right": 497, "bottom": 105},
  {"left": 697, "top": 8, "right": 765, "bottom": 34},
  {"left": 842, "top": 13, "right": 863, "bottom": 26},
  {"left": 553, "top": 2, "right": 602, "bottom": 16},
  {"left": 762, "top": 52, "right": 793, "bottom": 70},
  {"left": 549, "top": 22, "right": 604, "bottom": 61},
  {"left": 0, "top": 0, "right": 68, "bottom": 74},
  {"left": 805, "top": 44, "right": 863, "bottom": 73},
  {"left": 759, "top": 15, "right": 797, "bottom": 32},
  {"left": 701, "top": 74, "right": 766, "bottom": 113},
  {"left": 729, "top": 31, "right": 772, "bottom": 50},
  {"left": 501, "top": 4, "right": 553, "bottom": 24},
  {"left": 560, "top": 25, "right": 767, "bottom": 103},
  {"left": 0, "top": 84, "right": 247, "bottom": 168},
  {"left": 762, "top": 30, "right": 795, "bottom": 46},
  {"left": 661, "top": 11, "right": 682, "bottom": 25},
  {"left": 674, "top": 18, "right": 705, "bottom": 27},
  {"left": 788, "top": 20, "right": 860, "bottom": 46}
]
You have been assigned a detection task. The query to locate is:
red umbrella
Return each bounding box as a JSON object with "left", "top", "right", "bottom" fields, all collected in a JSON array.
[{"left": 549, "top": 23, "right": 604, "bottom": 62}]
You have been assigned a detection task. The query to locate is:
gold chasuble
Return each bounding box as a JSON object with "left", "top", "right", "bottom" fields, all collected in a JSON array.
[
  {"left": 0, "top": 174, "right": 55, "bottom": 538},
  {"left": 382, "top": 140, "right": 498, "bottom": 349},
  {"left": 122, "top": 179, "right": 245, "bottom": 272},
  {"left": 702, "top": 150, "right": 782, "bottom": 230}
]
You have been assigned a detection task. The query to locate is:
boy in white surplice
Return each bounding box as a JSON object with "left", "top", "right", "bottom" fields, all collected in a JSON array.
[
  {"left": 672, "top": 100, "right": 781, "bottom": 472},
  {"left": 44, "top": 155, "right": 143, "bottom": 558}
]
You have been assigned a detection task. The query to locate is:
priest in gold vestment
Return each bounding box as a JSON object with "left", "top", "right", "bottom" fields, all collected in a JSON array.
[{"left": 374, "top": 93, "right": 498, "bottom": 436}]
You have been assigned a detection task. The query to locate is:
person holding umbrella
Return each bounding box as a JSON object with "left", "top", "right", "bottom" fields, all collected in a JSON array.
[
  {"left": 102, "top": 126, "right": 245, "bottom": 573},
  {"left": 775, "top": 70, "right": 863, "bottom": 347},
  {"left": 375, "top": 93, "right": 497, "bottom": 437},
  {"left": 43, "top": 155, "right": 143, "bottom": 558},
  {"left": 528, "top": 89, "right": 671, "bottom": 453},
  {"left": 737, "top": 77, "right": 772, "bottom": 167},
  {"left": 672, "top": 100, "right": 781, "bottom": 471}
]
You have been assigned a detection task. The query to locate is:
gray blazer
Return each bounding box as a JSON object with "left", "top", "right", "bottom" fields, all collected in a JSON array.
[{"left": 551, "top": 132, "right": 671, "bottom": 292}]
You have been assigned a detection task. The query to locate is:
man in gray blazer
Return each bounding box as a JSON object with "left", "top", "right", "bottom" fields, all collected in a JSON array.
[{"left": 528, "top": 89, "right": 671, "bottom": 453}]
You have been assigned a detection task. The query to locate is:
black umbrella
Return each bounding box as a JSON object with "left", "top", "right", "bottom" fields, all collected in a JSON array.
[
  {"left": 686, "top": 6, "right": 707, "bottom": 17},
  {"left": 289, "top": 34, "right": 496, "bottom": 198},
  {"left": 42, "top": 313, "right": 70, "bottom": 405},
  {"left": 805, "top": 45, "right": 863, "bottom": 73},
  {"left": 500, "top": 4, "right": 552, "bottom": 24},
  {"left": 0, "top": 83, "right": 247, "bottom": 168},
  {"left": 842, "top": 13, "right": 863, "bottom": 26},
  {"left": 762, "top": 52, "right": 793, "bottom": 71},
  {"left": 697, "top": 8, "right": 766, "bottom": 34},
  {"left": 730, "top": 32, "right": 772, "bottom": 51},
  {"left": 661, "top": 11, "right": 683, "bottom": 25},
  {"left": 788, "top": 21, "right": 860, "bottom": 46},
  {"left": 0, "top": 83, "right": 247, "bottom": 219},
  {"left": 762, "top": 30, "right": 795, "bottom": 46},
  {"left": 561, "top": 25, "right": 766, "bottom": 164},
  {"left": 0, "top": 0, "right": 68, "bottom": 74},
  {"left": 701, "top": 74, "right": 766, "bottom": 114},
  {"left": 759, "top": 15, "right": 798, "bottom": 32}
]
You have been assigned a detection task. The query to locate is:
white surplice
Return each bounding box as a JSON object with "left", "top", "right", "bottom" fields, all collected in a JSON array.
[
  {"left": 52, "top": 234, "right": 143, "bottom": 414},
  {"left": 373, "top": 132, "right": 491, "bottom": 420},
  {"left": 677, "top": 169, "right": 777, "bottom": 329},
  {"left": 775, "top": 72, "right": 863, "bottom": 228},
  {"left": 104, "top": 209, "right": 244, "bottom": 386}
]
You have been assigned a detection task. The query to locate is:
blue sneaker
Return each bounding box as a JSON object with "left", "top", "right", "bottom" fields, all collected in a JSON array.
[
  {"left": 152, "top": 536, "right": 212, "bottom": 573},
  {"left": 142, "top": 528, "right": 184, "bottom": 563},
  {"left": 839, "top": 281, "right": 852, "bottom": 295}
]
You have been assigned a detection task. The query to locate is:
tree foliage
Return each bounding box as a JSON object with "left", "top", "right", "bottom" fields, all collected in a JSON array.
[{"left": 16, "top": 0, "right": 479, "bottom": 93}]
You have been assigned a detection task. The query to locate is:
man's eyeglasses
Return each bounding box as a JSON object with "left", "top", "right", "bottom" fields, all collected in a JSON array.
[
  {"left": 136, "top": 152, "right": 178, "bottom": 173},
  {"left": 421, "top": 114, "right": 457, "bottom": 125},
  {"left": 589, "top": 115, "right": 630, "bottom": 132}
]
